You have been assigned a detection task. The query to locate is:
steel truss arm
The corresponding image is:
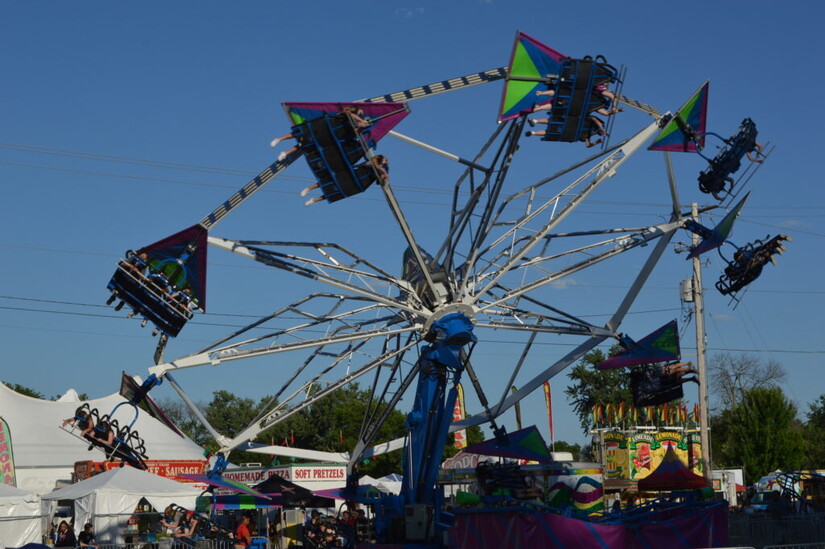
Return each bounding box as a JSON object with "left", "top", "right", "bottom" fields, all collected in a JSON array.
[
  {"left": 473, "top": 321, "right": 614, "bottom": 338},
  {"left": 350, "top": 359, "right": 420, "bottom": 469},
  {"left": 477, "top": 220, "right": 682, "bottom": 312},
  {"left": 452, "top": 121, "right": 524, "bottom": 299},
  {"left": 453, "top": 217, "right": 680, "bottom": 429},
  {"left": 194, "top": 295, "right": 388, "bottom": 357},
  {"left": 437, "top": 124, "right": 511, "bottom": 277},
  {"left": 465, "top": 120, "right": 664, "bottom": 302},
  {"left": 219, "top": 339, "right": 420, "bottom": 452},
  {"left": 246, "top": 436, "right": 407, "bottom": 463},
  {"left": 199, "top": 155, "right": 299, "bottom": 230},
  {"left": 207, "top": 237, "right": 428, "bottom": 317},
  {"left": 376, "top": 178, "right": 444, "bottom": 306},
  {"left": 469, "top": 226, "right": 672, "bottom": 287},
  {"left": 149, "top": 323, "right": 421, "bottom": 378}
]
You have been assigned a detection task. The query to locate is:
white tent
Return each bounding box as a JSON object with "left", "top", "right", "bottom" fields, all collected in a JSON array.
[
  {"left": 0, "top": 382, "right": 205, "bottom": 494},
  {"left": 42, "top": 467, "right": 201, "bottom": 544},
  {"left": 0, "top": 484, "right": 42, "bottom": 547},
  {"left": 375, "top": 473, "right": 402, "bottom": 495}
]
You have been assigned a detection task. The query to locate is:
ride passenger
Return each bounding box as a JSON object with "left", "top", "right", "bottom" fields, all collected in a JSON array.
[
  {"left": 173, "top": 511, "right": 199, "bottom": 549},
  {"left": 341, "top": 106, "right": 371, "bottom": 129},
  {"left": 530, "top": 87, "right": 556, "bottom": 113},
  {"left": 62, "top": 407, "right": 95, "bottom": 440},
  {"left": 160, "top": 505, "right": 179, "bottom": 534},
  {"left": 302, "top": 155, "right": 389, "bottom": 206},
  {"left": 122, "top": 251, "right": 150, "bottom": 277},
  {"left": 90, "top": 419, "right": 115, "bottom": 451},
  {"left": 593, "top": 84, "right": 623, "bottom": 115},
  {"left": 525, "top": 115, "right": 606, "bottom": 147},
  {"left": 662, "top": 362, "right": 699, "bottom": 384},
  {"left": 146, "top": 271, "right": 172, "bottom": 297},
  {"left": 747, "top": 141, "right": 765, "bottom": 163},
  {"left": 272, "top": 106, "right": 373, "bottom": 162},
  {"left": 108, "top": 251, "right": 151, "bottom": 308}
]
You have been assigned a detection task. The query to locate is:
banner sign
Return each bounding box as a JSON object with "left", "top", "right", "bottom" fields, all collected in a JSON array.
[
  {"left": 453, "top": 383, "right": 467, "bottom": 449},
  {"left": 0, "top": 417, "right": 16, "bottom": 486},
  {"left": 74, "top": 459, "right": 207, "bottom": 483}
]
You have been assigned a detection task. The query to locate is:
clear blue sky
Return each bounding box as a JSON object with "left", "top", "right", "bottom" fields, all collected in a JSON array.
[{"left": 2, "top": 1, "right": 823, "bottom": 449}]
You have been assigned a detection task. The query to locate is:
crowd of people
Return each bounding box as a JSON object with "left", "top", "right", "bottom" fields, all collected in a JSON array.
[
  {"left": 303, "top": 509, "right": 370, "bottom": 549},
  {"left": 48, "top": 521, "right": 96, "bottom": 548},
  {"left": 43, "top": 501, "right": 376, "bottom": 549}
]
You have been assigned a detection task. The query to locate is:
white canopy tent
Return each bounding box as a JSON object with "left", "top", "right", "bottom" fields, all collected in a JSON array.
[
  {"left": 0, "top": 484, "right": 42, "bottom": 547},
  {"left": 375, "top": 473, "right": 402, "bottom": 495},
  {"left": 41, "top": 467, "right": 201, "bottom": 544},
  {"left": 0, "top": 381, "right": 205, "bottom": 494}
]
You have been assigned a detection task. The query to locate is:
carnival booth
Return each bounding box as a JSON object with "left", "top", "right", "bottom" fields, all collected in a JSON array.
[
  {"left": 41, "top": 467, "right": 200, "bottom": 544},
  {"left": 0, "top": 484, "right": 43, "bottom": 546}
]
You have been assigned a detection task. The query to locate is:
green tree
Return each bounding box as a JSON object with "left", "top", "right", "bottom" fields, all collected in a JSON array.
[
  {"left": 204, "top": 391, "right": 260, "bottom": 441},
  {"left": 551, "top": 440, "right": 583, "bottom": 460},
  {"left": 279, "top": 384, "right": 408, "bottom": 477},
  {"left": 155, "top": 397, "right": 211, "bottom": 447},
  {"left": 803, "top": 395, "right": 825, "bottom": 468},
  {"left": 4, "top": 382, "right": 44, "bottom": 399},
  {"left": 443, "top": 424, "right": 485, "bottom": 460},
  {"left": 159, "top": 385, "right": 410, "bottom": 475},
  {"left": 564, "top": 347, "right": 633, "bottom": 434},
  {"left": 714, "top": 386, "right": 805, "bottom": 484},
  {"left": 201, "top": 391, "right": 267, "bottom": 464}
]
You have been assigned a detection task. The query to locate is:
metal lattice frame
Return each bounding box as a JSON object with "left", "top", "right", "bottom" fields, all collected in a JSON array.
[{"left": 146, "top": 96, "right": 690, "bottom": 466}]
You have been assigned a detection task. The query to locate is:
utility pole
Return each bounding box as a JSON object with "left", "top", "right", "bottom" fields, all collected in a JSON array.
[{"left": 691, "top": 202, "right": 712, "bottom": 478}]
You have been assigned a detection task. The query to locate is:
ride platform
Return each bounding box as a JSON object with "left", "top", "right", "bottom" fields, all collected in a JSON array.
[
  {"left": 107, "top": 263, "right": 193, "bottom": 337},
  {"left": 698, "top": 118, "right": 760, "bottom": 197},
  {"left": 541, "top": 57, "right": 618, "bottom": 143},
  {"left": 293, "top": 113, "right": 383, "bottom": 203}
]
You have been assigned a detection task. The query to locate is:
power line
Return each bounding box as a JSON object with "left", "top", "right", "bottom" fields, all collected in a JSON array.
[
  {"left": 0, "top": 142, "right": 259, "bottom": 177},
  {"left": 2, "top": 297, "right": 823, "bottom": 356},
  {"left": 4, "top": 143, "right": 825, "bottom": 219},
  {"left": 0, "top": 299, "right": 680, "bottom": 322}
]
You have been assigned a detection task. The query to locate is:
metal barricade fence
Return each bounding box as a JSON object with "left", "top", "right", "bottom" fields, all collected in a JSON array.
[
  {"left": 729, "top": 514, "right": 825, "bottom": 548},
  {"left": 764, "top": 545, "right": 825, "bottom": 549},
  {"left": 92, "top": 539, "right": 256, "bottom": 549}
]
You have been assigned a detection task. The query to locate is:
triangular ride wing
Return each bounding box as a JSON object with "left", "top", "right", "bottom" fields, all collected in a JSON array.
[
  {"left": 498, "top": 32, "right": 566, "bottom": 123},
  {"left": 687, "top": 192, "right": 751, "bottom": 259},
  {"left": 179, "top": 473, "right": 271, "bottom": 499},
  {"left": 463, "top": 425, "right": 552, "bottom": 463},
  {"left": 649, "top": 81, "right": 709, "bottom": 152},
  {"left": 138, "top": 224, "right": 209, "bottom": 311},
  {"left": 597, "top": 320, "right": 681, "bottom": 370},
  {"left": 282, "top": 102, "right": 409, "bottom": 144},
  {"left": 253, "top": 474, "right": 335, "bottom": 507}
]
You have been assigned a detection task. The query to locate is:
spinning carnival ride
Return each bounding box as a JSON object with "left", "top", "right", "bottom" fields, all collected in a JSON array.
[{"left": 96, "top": 32, "right": 782, "bottom": 545}]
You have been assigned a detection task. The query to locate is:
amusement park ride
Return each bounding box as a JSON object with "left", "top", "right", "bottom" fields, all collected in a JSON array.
[{"left": 63, "top": 32, "right": 792, "bottom": 546}]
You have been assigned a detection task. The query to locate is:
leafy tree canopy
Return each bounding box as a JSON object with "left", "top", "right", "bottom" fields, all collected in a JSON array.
[
  {"left": 4, "top": 382, "right": 45, "bottom": 399},
  {"left": 564, "top": 347, "right": 633, "bottom": 434},
  {"left": 713, "top": 386, "right": 804, "bottom": 484}
]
